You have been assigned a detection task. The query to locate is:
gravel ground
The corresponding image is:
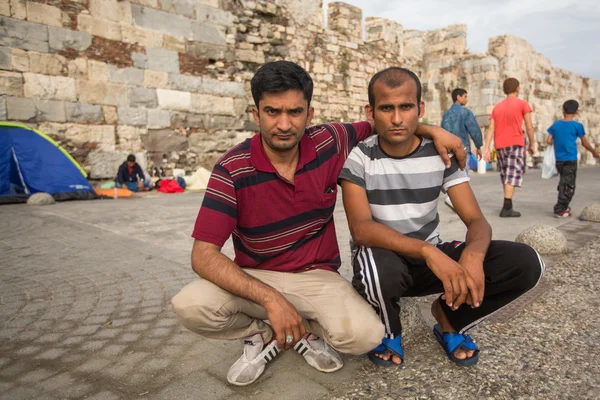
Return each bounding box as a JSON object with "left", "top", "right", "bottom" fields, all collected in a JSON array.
[{"left": 328, "top": 239, "right": 600, "bottom": 400}]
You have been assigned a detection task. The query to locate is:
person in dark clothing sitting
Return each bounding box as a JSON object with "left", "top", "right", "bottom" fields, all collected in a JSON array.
[{"left": 116, "top": 154, "right": 152, "bottom": 192}]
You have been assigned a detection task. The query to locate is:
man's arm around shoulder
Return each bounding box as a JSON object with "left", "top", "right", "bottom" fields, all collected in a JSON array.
[{"left": 192, "top": 240, "right": 305, "bottom": 348}]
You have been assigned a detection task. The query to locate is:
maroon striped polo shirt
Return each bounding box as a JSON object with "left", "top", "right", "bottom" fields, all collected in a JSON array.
[{"left": 192, "top": 121, "right": 372, "bottom": 273}]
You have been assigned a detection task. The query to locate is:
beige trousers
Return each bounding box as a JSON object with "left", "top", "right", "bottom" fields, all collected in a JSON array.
[{"left": 171, "top": 268, "right": 384, "bottom": 355}]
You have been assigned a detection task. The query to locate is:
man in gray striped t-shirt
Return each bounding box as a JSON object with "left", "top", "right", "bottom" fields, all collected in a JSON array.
[{"left": 339, "top": 67, "right": 545, "bottom": 368}]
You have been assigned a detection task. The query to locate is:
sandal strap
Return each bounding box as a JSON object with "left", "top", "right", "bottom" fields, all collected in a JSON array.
[
  {"left": 381, "top": 336, "right": 404, "bottom": 361},
  {"left": 442, "top": 332, "right": 479, "bottom": 355}
]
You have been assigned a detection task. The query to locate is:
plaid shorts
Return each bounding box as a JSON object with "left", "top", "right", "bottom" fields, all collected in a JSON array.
[{"left": 496, "top": 145, "right": 525, "bottom": 187}]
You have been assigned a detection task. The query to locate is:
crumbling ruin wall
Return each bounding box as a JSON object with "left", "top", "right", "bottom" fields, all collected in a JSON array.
[{"left": 1, "top": 0, "right": 598, "bottom": 178}]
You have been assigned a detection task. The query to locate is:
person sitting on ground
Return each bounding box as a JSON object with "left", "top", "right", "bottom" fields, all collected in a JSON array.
[
  {"left": 170, "top": 61, "right": 468, "bottom": 386},
  {"left": 116, "top": 154, "right": 151, "bottom": 192},
  {"left": 546, "top": 99, "right": 600, "bottom": 218},
  {"left": 339, "top": 67, "right": 545, "bottom": 368}
]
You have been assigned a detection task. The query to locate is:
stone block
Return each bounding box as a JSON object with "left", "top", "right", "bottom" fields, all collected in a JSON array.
[
  {"left": 132, "top": 52, "right": 147, "bottom": 69},
  {"left": 118, "top": 107, "right": 147, "bottom": 126},
  {"left": 156, "top": 89, "right": 191, "bottom": 111},
  {"left": 88, "top": 60, "right": 110, "bottom": 82},
  {"left": 65, "top": 102, "right": 103, "bottom": 123},
  {"left": 23, "top": 73, "right": 76, "bottom": 101},
  {"left": 131, "top": 5, "right": 191, "bottom": 38},
  {"left": 0, "top": 71, "right": 23, "bottom": 96},
  {"left": 11, "top": 48, "right": 28, "bottom": 72},
  {"left": 28, "top": 52, "right": 68, "bottom": 76},
  {"left": 146, "top": 48, "right": 179, "bottom": 74},
  {"left": 86, "top": 151, "right": 145, "bottom": 179},
  {"left": 515, "top": 224, "right": 567, "bottom": 255},
  {"left": 77, "top": 14, "right": 122, "bottom": 41},
  {"left": 89, "top": 0, "right": 132, "bottom": 24},
  {"left": 580, "top": 204, "right": 600, "bottom": 222},
  {"left": 117, "top": 125, "right": 145, "bottom": 151},
  {"left": 168, "top": 74, "right": 202, "bottom": 92},
  {"left": 195, "top": 5, "right": 234, "bottom": 28},
  {"left": 144, "top": 70, "right": 168, "bottom": 88},
  {"left": 0, "top": 16, "right": 49, "bottom": 52},
  {"left": 192, "top": 94, "right": 234, "bottom": 115},
  {"left": 191, "top": 22, "right": 226, "bottom": 46},
  {"left": 0, "top": 96, "right": 6, "bottom": 120},
  {"left": 10, "top": 0, "right": 27, "bottom": 20},
  {"left": 147, "top": 109, "right": 170, "bottom": 129},
  {"left": 201, "top": 78, "right": 245, "bottom": 97},
  {"left": 48, "top": 26, "right": 92, "bottom": 52},
  {"left": 171, "top": 0, "right": 195, "bottom": 18},
  {"left": 186, "top": 42, "right": 232, "bottom": 60},
  {"left": 39, "top": 122, "right": 115, "bottom": 151},
  {"left": 141, "top": 128, "right": 188, "bottom": 153},
  {"left": 122, "top": 25, "right": 164, "bottom": 48},
  {"left": 163, "top": 35, "right": 186, "bottom": 53},
  {"left": 108, "top": 66, "right": 144, "bottom": 86},
  {"left": 77, "top": 80, "right": 128, "bottom": 107},
  {"left": 33, "top": 98, "right": 67, "bottom": 122},
  {"left": 26, "top": 2, "right": 62, "bottom": 27},
  {"left": 6, "top": 96, "right": 36, "bottom": 120},
  {"left": 67, "top": 58, "right": 88, "bottom": 79},
  {"left": 129, "top": 87, "right": 157, "bottom": 108},
  {"left": 102, "top": 106, "right": 118, "bottom": 124},
  {"left": 0, "top": 2, "right": 9, "bottom": 16},
  {"left": 0, "top": 46, "right": 11, "bottom": 70},
  {"left": 235, "top": 49, "right": 264, "bottom": 64}
]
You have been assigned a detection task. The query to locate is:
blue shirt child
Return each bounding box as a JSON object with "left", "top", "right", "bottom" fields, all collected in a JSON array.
[{"left": 547, "top": 120, "right": 586, "bottom": 162}]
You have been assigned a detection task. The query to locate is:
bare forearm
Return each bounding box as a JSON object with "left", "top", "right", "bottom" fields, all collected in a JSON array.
[
  {"left": 484, "top": 128, "right": 494, "bottom": 151},
  {"left": 192, "top": 249, "right": 278, "bottom": 307},
  {"left": 582, "top": 139, "right": 598, "bottom": 155},
  {"left": 462, "top": 218, "right": 492, "bottom": 260},
  {"left": 352, "top": 220, "right": 432, "bottom": 259},
  {"left": 415, "top": 123, "right": 439, "bottom": 139}
]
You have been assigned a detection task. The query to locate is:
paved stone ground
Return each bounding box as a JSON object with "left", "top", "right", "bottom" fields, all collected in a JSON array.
[{"left": 1, "top": 167, "right": 599, "bottom": 399}]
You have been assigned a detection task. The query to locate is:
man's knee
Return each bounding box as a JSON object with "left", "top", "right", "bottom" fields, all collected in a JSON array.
[
  {"left": 171, "top": 279, "right": 230, "bottom": 334},
  {"left": 493, "top": 241, "right": 545, "bottom": 291},
  {"left": 327, "top": 313, "right": 385, "bottom": 356}
]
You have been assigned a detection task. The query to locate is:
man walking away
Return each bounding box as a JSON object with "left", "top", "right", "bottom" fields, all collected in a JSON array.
[{"left": 441, "top": 88, "right": 483, "bottom": 210}]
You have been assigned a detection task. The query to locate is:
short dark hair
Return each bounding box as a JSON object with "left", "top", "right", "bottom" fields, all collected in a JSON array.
[
  {"left": 563, "top": 99, "right": 579, "bottom": 114},
  {"left": 127, "top": 154, "right": 136, "bottom": 162},
  {"left": 368, "top": 67, "right": 422, "bottom": 107},
  {"left": 503, "top": 78, "right": 520, "bottom": 95},
  {"left": 452, "top": 88, "right": 467, "bottom": 103},
  {"left": 251, "top": 61, "right": 313, "bottom": 108}
]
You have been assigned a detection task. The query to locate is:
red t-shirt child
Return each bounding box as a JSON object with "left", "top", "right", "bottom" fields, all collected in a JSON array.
[{"left": 490, "top": 97, "right": 532, "bottom": 149}]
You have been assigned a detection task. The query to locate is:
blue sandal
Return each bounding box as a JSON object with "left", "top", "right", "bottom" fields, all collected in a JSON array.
[
  {"left": 433, "top": 324, "right": 479, "bottom": 366},
  {"left": 367, "top": 336, "right": 404, "bottom": 367}
]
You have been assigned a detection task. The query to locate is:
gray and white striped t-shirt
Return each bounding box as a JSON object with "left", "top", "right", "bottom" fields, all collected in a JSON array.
[{"left": 339, "top": 136, "right": 469, "bottom": 244}]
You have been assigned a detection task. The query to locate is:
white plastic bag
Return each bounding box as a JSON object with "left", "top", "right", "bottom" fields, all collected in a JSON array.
[{"left": 541, "top": 145, "right": 557, "bottom": 179}]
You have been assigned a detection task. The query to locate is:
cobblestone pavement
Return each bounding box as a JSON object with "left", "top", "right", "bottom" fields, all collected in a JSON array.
[{"left": 0, "top": 168, "right": 599, "bottom": 399}]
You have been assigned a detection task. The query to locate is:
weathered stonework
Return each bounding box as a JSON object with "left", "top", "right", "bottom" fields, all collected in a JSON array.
[{"left": 0, "top": 0, "right": 598, "bottom": 178}]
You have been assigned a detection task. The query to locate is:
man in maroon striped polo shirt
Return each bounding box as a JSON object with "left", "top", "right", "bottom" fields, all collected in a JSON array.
[{"left": 172, "top": 61, "right": 466, "bottom": 386}]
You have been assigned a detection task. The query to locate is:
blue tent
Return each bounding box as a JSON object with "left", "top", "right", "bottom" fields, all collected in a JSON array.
[{"left": 0, "top": 122, "right": 96, "bottom": 203}]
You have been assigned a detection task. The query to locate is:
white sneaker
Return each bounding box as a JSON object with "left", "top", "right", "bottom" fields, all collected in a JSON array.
[
  {"left": 227, "top": 333, "right": 280, "bottom": 386},
  {"left": 294, "top": 333, "right": 343, "bottom": 373}
]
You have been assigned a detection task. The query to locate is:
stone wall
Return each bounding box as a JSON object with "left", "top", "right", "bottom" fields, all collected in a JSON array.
[{"left": 1, "top": 0, "right": 598, "bottom": 178}]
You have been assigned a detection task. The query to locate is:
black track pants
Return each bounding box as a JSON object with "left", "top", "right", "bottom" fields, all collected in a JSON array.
[{"left": 352, "top": 240, "right": 545, "bottom": 338}]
